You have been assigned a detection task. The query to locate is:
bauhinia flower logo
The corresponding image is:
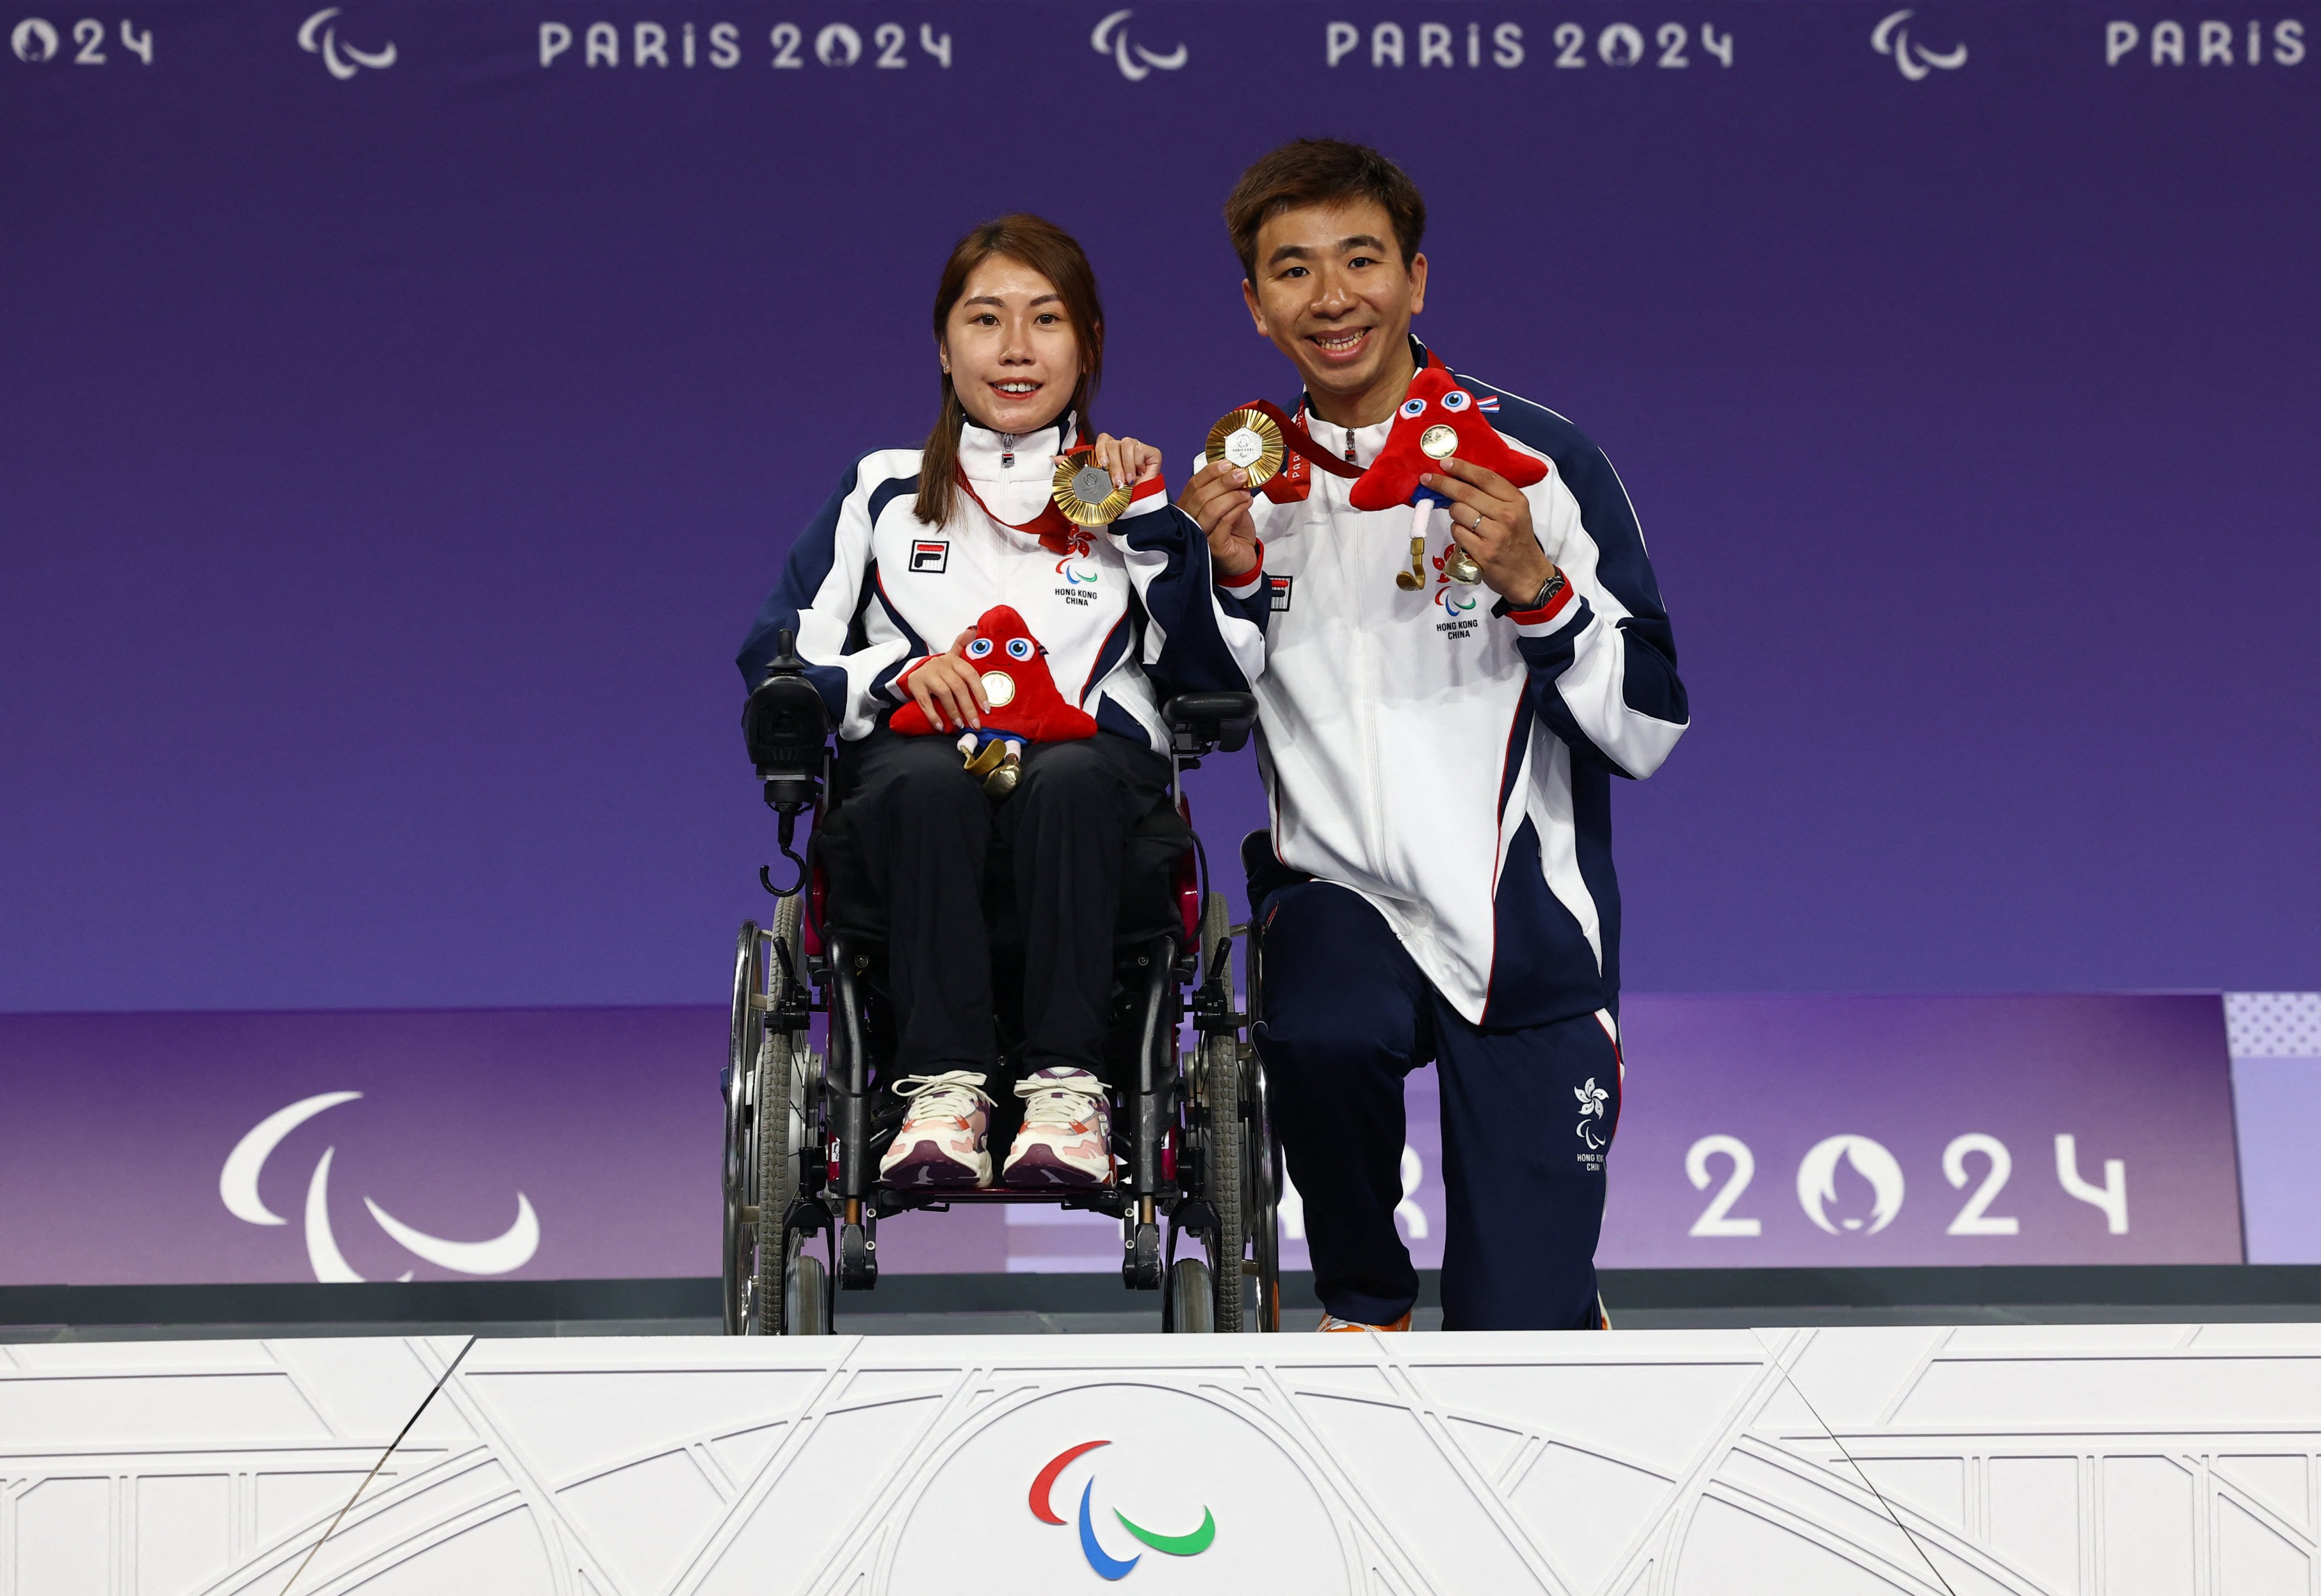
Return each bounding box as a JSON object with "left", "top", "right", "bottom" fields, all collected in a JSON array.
[{"left": 1574, "top": 1078, "right": 1609, "bottom": 1149}]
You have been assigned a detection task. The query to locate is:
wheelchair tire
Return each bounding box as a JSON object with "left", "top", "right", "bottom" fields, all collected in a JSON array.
[
  {"left": 756, "top": 897, "right": 805, "bottom": 1334},
  {"left": 723, "top": 922, "right": 763, "bottom": 1337},
  {"left": 1199, "top": 890, "right": 1230, "bottom": 987},
  {"left": 1167, "top": 1257, "right": 1215, "bottom": 1334},
  {"left": 1202, "top": 1035, "right": 1246, "bottom": 1334},
  {"left": 786, "top": 1242, "right": 830, "bottom": 1335},
  {"left": 753, "top": 1026, "right": 792, "bottom": 1333},
  {"left": 1246, "top": 1047, "right": 1282, "bottom": 1332}
]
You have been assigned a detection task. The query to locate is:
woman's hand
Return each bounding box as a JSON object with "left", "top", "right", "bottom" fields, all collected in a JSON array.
[
  {"left": 905, "top": 629, "right": 990, "bottom": 733},
  {"left": 1177, "top": 459, "right": 1262, "bottom": 580},
  {"left": 1079, "top": 432, "right": 1163, "bottom": 490}
]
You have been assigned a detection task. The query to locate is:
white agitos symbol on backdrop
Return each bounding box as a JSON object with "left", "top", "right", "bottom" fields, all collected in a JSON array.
[
  {"left": 298, "top": 6, "right": 396, "bottom": 78},
  {"left": 1871, "top": 9, "right": 1966, "bottom": 80},
  {"left": 1091, "top": 9, "right": 1185, "bottom": 82},
  {"left": 221, "top": 1092, "right": 540, "bottom": 1281},
  {"left": 1796, "top": 1133, "right": 1907, "bottom": 1234}
]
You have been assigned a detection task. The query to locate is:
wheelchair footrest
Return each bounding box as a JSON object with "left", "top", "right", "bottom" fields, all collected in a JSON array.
[
  {"left": 839, "top": 1220, "right": 877, "bottom": 1289},
  {"left": 1123, "top": 1221, "right": 1162, "bottom": 1291}
]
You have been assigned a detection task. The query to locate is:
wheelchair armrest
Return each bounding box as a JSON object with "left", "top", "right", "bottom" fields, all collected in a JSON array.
[
  {"left": 744, "top": 629, "right": 833, "bottom": 810},
  {"left": 1162, "top": 691, "right": 1258, "bottom": 757}
]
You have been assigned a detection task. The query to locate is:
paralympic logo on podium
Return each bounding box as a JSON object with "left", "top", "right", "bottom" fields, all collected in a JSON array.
[{"left": 1029, "top": 1440, "right": 1216, "bottom": 1581}]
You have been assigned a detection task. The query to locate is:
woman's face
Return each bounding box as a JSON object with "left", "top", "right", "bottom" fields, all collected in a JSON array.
[{"left": 940, "top": 255, "right": 1085, "bottom": 436}]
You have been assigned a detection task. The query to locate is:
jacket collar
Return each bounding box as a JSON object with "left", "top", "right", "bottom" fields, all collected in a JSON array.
[{"left": 958, "top": 410, "right": 1077, "bottom": 483}]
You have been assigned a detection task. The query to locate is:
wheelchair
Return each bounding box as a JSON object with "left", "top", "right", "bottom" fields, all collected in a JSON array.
[{"left": 722, "top": 630, "right": 1282, "bottom": 1335}]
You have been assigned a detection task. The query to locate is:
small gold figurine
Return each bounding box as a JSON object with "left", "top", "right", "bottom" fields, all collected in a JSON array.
[{"left": 1395, "top": 536, "right": 1427, "bottom": 591}]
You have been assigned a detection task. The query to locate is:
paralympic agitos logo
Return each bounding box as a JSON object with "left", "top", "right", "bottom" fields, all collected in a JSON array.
[{"left": 1029, "top": 1440, "right": 1216, "bottom": 1581}]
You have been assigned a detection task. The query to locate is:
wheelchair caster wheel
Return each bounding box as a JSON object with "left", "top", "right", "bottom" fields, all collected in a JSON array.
[
  {"left": 839, "top": 1221, "right": 877, "bottom": 1288},
  {"left": 1165, "top": 1257, "right": 1215, "bottom": 1334},
  {"left": 1123, "top": 1221, "right": 1162, "bottom": 1290}
]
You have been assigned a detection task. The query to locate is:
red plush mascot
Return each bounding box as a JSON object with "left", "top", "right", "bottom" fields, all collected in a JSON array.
[
  {"left": 1347, "top": 367, "right": 1549, "bottom": 589},
  {"left": 1349, "top": 366, "right": 1547, "bottom": 511},
  {"left": 890, "top": 605, "right": 1096, "bottom": 795}
]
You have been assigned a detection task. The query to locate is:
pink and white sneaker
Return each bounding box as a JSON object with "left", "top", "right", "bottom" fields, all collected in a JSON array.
[
  {"left": 1002, "top": 1068, "right": 1115, "bottom": 1187},
  {"left": 878, "top": 1071, "right": 995, "bottom": 1188}
]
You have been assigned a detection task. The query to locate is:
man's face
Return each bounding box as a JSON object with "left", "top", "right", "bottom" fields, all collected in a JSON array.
[{"left": 1242, "top": 198, "right": 1427, "bottom": 416}]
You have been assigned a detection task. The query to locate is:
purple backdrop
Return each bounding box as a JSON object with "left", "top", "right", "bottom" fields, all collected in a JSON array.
[
  {"left": 4, "top": 1, "right": 2318, "bottom": 1016},
  {"left": 0, "top": 994, "right": 2244, "bottom": 1285}
]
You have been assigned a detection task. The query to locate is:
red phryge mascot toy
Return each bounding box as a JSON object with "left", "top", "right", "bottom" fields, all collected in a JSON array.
[
  {"left": 890, "top": 604, "right": 1096, "bottom": 795},
  {"left": 1348, "top": 366, "right": 1549, "bottom": 589}
]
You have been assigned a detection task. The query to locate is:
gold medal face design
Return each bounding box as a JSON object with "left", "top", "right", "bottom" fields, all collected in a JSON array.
[
  {"left": 1206, "top": 408, "right": 1287, "bottom": 489},
  {"left": 1052, "top": 457, "right": 1134, "bottom": 525},
  {"left": 1420, "top": 424, "right": 1459, "bottom": 461},
  {"left": 980, "top": 669, "right": 1017, "bottom": 708}
]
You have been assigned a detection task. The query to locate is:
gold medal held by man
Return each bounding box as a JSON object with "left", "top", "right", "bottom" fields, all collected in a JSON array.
[{"left": 1204, "top": 406, "right": 1288, "bottom": 492}]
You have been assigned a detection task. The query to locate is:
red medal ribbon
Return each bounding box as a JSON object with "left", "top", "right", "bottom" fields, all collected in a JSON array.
[
  {"left": 1234, "top": 399, "right": 1364, "bottom": 481},
  {"left": 954, "top": 444, "right": 1093, "bottom": 556},
  {"left": 1223, "top": 349, "right": 1451, "bottom": 503}
]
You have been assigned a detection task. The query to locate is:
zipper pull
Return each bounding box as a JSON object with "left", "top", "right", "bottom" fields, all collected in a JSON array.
[{"left": 1000, "top": 432, "right": 1016, "bottom": 469}]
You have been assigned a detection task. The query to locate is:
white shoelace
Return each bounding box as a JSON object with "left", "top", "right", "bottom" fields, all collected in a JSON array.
[
  {"left": 892, "top": 1071, "right": 993, "bottom": 1123},
  {"left": 1013, "top": 1072, "right": 1105, "bottom": 1127}
]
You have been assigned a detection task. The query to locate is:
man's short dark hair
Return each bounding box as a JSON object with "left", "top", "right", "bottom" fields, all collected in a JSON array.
[{"left": 1224, "top": 138, "right": 1427, "bottom": 283}]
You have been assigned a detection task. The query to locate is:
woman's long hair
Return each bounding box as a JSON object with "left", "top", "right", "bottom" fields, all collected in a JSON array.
[{"left": 915, "top": 214, "right": 1105, "bottom": 527}]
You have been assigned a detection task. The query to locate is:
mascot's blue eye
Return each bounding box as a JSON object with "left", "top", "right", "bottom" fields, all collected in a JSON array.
[
  {"left": 1441, "top": 389, "right": 1471, "bottom": 412},
  {"left": 1399, "top": 397, "right": 1428, "bottom": 419},
  {"left": 966, "top": 638, "right": 993, "bottom": 658},
  {"left": 1007, "top": 638, "right": 1034, "bottom": 660}
]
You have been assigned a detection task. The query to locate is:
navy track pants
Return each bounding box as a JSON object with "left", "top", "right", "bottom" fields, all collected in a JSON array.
[{"left": 1254, "top": 881, "right": 1620, "bottom": 1331}]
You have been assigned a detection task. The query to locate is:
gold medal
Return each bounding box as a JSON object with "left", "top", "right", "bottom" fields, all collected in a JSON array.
[
  {"left": 1051, "top": 456, "right": 1134, "bottom": 526},
  {"left": 1206, "top": 407, "right": 1288, "bottom": 490},
  {"left": 1420, "top": 424, "right": 1459, "bottom": 462}
]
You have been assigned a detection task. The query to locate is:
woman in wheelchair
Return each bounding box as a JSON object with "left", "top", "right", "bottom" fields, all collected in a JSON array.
[{"left": 736, "top": 214, "right": 1268, "bottom": 1193}]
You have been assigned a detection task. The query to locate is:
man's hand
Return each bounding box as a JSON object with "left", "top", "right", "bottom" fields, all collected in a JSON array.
[
  {"left": 1176, "top": 459, "right": 1262, "bottom": 580},
  {"left": 1422, "top": 458, "right": 1556, "bottom": 606},
  {"left": 905, "top": 628, "right": 989, "bottom": 734},
  {"left": 1076, "top": 432, "right": 1163, "bottom": 490}
]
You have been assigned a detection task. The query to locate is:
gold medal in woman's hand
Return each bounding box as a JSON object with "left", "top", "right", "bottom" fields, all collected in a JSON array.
[{"left": 1051, "top": 452, "right": 1134, "bottom": 526}]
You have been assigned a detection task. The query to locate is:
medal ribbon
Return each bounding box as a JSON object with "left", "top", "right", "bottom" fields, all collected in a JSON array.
[
  {"left": 954, "top": 444, "right": 1093, "bottom": 556},
  {"left": 1230, "top": 400, "right": 1364, "bottom": 480}
]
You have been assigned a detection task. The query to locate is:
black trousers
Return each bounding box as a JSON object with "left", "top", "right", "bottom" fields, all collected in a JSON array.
[
  {"left": 1254, "top": 880, "right": 1622, "bottom": 1331},
  {"left": 841, "top": 728, "right": 1172, "bottom": 1082}
]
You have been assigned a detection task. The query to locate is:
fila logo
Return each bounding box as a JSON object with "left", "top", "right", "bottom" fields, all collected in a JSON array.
[
  {"left": 1268, "top": 574, "right": 1293, "bottom": 613},
  {"left": 910, "top": 540, "right": 949, "bottom": 574}
]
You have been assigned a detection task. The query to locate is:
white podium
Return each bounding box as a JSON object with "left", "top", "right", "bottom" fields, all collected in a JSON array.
[{"left": 3, "top": 1324, "right": 2317, "bottom": 1594}]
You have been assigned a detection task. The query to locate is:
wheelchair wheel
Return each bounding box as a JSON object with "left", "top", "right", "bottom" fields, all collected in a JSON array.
[
  {"left": 1168, "top": 1257, "right": 1215, "bottom": 1334},
  {"left": 753, "top": 1026, "right": 793, "bottom": 1332},
  {"left": 755, "top": 895, "right": 810, "bottom": 1334},
  {"left": 723, "top": 922, "right": 764, "bottom": 1336},
  {"left": 786, "top": 1238, "right": 829, "bottom": 1335},
  {"left": 1199, "top": 889, "right": 1230, "bottom": 985},
  {"left": 1200, "top": 1034, "right": 1246, "bottom": 1334},
  {"left": 1245, "top": 1047, "right": 1282, "bottom": 1332}
]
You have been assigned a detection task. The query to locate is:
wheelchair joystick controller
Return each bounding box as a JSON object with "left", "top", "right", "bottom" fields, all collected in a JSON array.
[{"left": 744, "top": 627, "right": 831, "bottom": 898}]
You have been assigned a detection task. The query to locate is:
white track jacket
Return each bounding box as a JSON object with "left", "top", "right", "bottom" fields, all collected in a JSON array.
[
  {"left": 739, "top": 417, "right": 1269, "bottom": 754},
  {"left": 1223, "top": 342, "right": 1688, "bottom": 1027}
]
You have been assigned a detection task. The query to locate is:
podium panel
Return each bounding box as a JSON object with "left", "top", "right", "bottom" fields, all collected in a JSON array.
[{"left": 3, "top": 1326, "right": 2316, "bottom": 1595}]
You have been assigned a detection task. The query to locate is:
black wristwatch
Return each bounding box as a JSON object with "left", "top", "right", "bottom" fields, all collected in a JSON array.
[{"left": 1524, "top": 566, "right": 1567, "bottom": 613}]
